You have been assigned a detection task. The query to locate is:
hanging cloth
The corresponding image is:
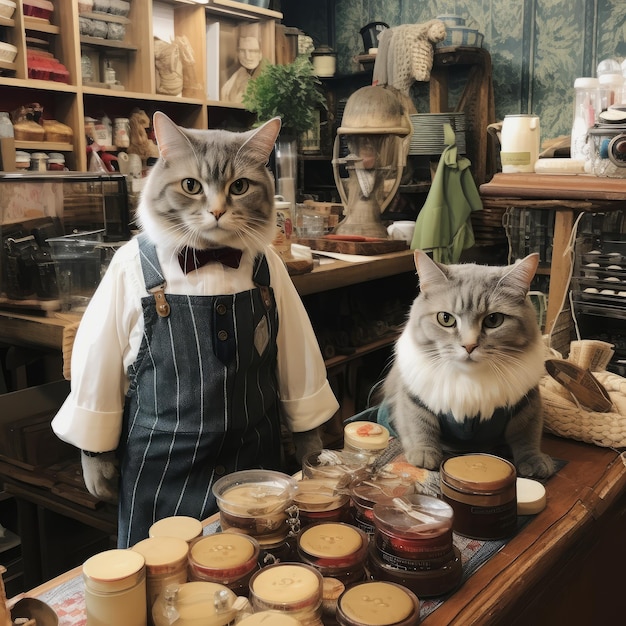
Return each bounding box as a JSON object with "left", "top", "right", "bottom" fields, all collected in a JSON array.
[{"left": 411, "top": 123, "right": 483, "bottom": 263}]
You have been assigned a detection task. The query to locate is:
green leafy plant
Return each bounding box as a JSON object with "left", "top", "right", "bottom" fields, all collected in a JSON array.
[{"left": 242, "top": 55, "right": 327, "bottom": 137}]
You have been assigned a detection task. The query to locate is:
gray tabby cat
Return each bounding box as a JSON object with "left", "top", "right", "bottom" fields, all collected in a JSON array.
[{"left": 383, "top": 250, "right": 555, "bottom": 478}]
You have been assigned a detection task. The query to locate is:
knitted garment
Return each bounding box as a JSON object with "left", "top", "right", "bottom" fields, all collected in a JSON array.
[{"left": 373, "top": 19, "right": 446, "bottom": 94}]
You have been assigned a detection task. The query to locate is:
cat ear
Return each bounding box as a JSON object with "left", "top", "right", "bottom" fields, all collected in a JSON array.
[
  {"left": 152, "top": 111, "right": 194, "bottom": 162},
  {"left": 239, "top": 117, "right": 282, "bottom": 164},
  {"left": 502, "top": 253, "right": 539, "bottom": 292},
  {"left": 414, "top": 249, "right": 448, "bottom": 291}
]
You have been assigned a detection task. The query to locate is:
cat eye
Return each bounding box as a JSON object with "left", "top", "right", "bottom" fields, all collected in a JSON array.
[
  {"left": 437, "top": 312, "right": 456, "bottom": 327},
  {"left": 483, "top": 312, "right": 505, "bottom": 328},
  {"left": 230, "top": 178, "right": 249, "bottom": 195},
  {"left": 181, "top": 178, "right": 203, "bottom": 195}
]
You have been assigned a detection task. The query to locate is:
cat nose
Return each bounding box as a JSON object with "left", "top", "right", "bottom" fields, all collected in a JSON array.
[
  {"left": 211, "top": 208, "right": 225, "bottom": 220},
  {"left": 464, "top": 343, "right": 478, "bottom": 354}
]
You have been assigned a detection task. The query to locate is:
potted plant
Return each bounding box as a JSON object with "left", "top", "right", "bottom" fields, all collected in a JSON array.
[{"left": 243, "top": 55, "right": 326, "bottom": 206}]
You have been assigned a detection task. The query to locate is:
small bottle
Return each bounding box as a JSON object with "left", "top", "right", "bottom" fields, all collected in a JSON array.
[{"left": 571, "top": 77, "right": 599, "bottom": 161}]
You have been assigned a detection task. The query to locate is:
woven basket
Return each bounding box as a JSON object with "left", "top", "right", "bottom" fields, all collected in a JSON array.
[{"left": 540, "top": 371, "right": 626, "bottom": 448}]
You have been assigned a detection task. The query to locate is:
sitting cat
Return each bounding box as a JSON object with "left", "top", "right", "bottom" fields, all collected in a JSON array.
[
  {"left": 382, "top": 250, "right": 555, "bottom": 479},
  {"left": 52, "top": 113, "right": 338, "bottom": 547}
]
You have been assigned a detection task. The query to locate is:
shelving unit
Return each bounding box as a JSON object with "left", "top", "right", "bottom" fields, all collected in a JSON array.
[{"left": 0, "top": 0, "right": 282, "bottom": 171}]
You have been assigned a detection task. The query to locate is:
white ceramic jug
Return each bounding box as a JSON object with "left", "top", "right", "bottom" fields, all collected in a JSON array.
[{"left": 500, "top": 114, "right": 540, "bottom": 173}]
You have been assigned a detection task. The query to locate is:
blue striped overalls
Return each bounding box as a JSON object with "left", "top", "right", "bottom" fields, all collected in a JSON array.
[{"left": 117, "top": 235, "right": 281, "bottom": 547}]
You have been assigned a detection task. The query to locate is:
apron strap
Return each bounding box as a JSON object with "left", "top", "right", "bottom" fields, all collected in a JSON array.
[
  {"left": 252, "top": 254, "right": 272, "bottom": 311},
  {"left": 137, "top": 233, "right": 170, "bottom": 318}
]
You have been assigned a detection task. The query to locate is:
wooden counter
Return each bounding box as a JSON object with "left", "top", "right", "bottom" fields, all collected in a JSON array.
[
  {"left": 8, "top": 434, "right": 626, "bottom": 625},
  {"left": 480, "top": 173, "right": 626, "bottom": 338}
]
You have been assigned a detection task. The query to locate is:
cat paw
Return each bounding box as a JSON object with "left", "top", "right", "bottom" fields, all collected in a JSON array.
[
  {"left": 404, "top": 447, "right": 442, "bottom": 470},
  {"left": 517, "top": 453, "right": 556, "bottom": 479}
]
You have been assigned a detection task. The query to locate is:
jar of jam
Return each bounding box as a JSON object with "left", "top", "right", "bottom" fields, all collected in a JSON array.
[
  {"left": 47, "top": 152, "right": 66, "bottom": 170},
  {"left": 335, "top": 581, "right": 420, "bottom": 626},
  {"left": 249, "top": 562, "right": 323, "bottom": 626},
  {"left": 343, "top": 421, "right": 390, "bottom": 461},
  {"left": 188, "top": 532, "right": 260, "bottom": 595},
  {"left": 131, "top": 536, "right": 189, "bottom": 625},
  {"left": 296, "top": 522, "right": 368, "bottom": 585},
  {"left": 440, "top": 453, "right": 517, "bottom": 540},
  {"left": 212, "top": 470, "right": 297, "bottom": 548},
  {"left": 302, "top": 449, "right": 368, "bottom": 485}
]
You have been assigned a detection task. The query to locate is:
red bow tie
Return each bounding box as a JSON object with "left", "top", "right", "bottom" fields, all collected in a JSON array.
[{"left": 178, "top": 246, "right": 243, "bottom": 273}]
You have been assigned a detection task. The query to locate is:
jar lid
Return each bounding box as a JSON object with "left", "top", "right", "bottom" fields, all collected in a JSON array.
[
  {"left": 338, "top": 581, "right": 417, "bottom": 625},
  {"left": 344, "top": 421, "right": 389, "bottom": 451},
  {"left": 149, "top": 516, "right": 203, "bottom": 542},
  {"left": 131, "top": 536, "right": 189, "bottom": 572},
  {"left": 299, "top": 522, "right": 363, "bottom": 559},
  {"left": 15, "top": 151, "right": 31, "bottom": 163},
  {"left": 373, "top": 494, "right": 453, "bottom": 537},
  {"left": 212, "top": 470, "right": 296, "bottom": 516},
  {"left": 189, "top": 533, "right": 259, "bottom": 571},
  {"left": 350, "top": 477, "right": 412, "bottom": 508},
  {"left": 293, "top": 478, "right": 349, "bottom": 512},
  {"left": 83, "top": 549, "right": 145, "bottom": 592},
  {"left": 250, "top": 563, "right": 322, "bottom": 608},
  {"left": 441, "top": 454, "right": 516, "bottom": 492},
  {"left": 574, "top": 77, "right": 599, "bottom": 88},
  {"left": 516, "top": 477, "right": 547, "bottom": 515},
  {"left": 162, "top": 581, "right": 238, "bottom": 625},
  {"left": 312, "top": 46, "right": 336, "bottom": 56}
]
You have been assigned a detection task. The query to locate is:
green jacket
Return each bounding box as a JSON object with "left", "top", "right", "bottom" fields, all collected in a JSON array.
[{"left": 411, "top": 123, "right": 483, "bottom": 263}]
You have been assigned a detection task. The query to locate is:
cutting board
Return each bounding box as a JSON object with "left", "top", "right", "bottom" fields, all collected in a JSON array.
[{"left": 296, "top": 237, "right": 409, "bottom": 255}]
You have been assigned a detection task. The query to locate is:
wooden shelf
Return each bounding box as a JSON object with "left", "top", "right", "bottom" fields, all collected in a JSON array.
[
  {"left": 14, "top": 140, "right": 73, "bottom": 152},
  {"left": 79, "top": 36, "right": 138, "bottom": 51},
  {"left": 0, "top": 15, "right": 15, "bottom": 27},
  {"left": 23, "top": 17, "right": 60, "bottom": 34}
]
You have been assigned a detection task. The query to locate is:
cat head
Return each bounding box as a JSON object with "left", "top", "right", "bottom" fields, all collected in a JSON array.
[
  {"left": 137, "top": 112, "right": 281, "bottom": 255},
  {"left": 408, "top": 250, "right": 542, "bottom": 367}
]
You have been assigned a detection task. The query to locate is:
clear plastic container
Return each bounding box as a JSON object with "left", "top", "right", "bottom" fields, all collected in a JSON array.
[{"left": 571, "top": 77, "right": 600, "bottom": 161}]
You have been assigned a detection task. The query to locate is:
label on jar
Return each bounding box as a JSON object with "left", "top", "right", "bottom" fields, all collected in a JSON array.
[{"left": 272, "top": 205, "right": 293, "bottom": 256}]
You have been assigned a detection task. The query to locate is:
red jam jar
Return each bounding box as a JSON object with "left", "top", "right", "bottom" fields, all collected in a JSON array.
[
  {"left": 188, "top": 532, "right": 260, "bottom": 594},
  {"left": 349, "top": 478, "right": 413, "bottom": 536},
  {"left": 294, "top": 478, "right": 352, "bottom": 529},
  {"left": 440, "top": 453, "right": 517, "bottom": 540},
  {"left": 372, "top": 494, "right": 454, "bottom": 565},
  {"left": 212, "top": 470, "right": 297, "bottom": 547},
  {"left": 335, "top": 581, "right": 420, "bottom": 626},
  {"left": 297, "top": 522, "right": 369, "bottom": 585}
]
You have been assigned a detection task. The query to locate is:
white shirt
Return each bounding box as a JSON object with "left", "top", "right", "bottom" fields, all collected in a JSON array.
[{"left": 52, "top": 237, "right": 339, "bottom": 451}]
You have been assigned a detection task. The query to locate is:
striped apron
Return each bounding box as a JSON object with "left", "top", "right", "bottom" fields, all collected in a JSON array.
[{"left": 117, "top": 235, "right": 281, "bottom": 548}]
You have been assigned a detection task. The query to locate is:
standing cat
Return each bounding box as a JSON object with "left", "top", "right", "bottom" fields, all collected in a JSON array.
[
  {"left": 383, "top": 250, "right": 555, "bottom": 478},
  {"left": 53, "top": 113, "right": 338, "bottom": 547}
]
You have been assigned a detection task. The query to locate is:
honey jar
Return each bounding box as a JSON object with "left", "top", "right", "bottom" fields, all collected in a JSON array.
[
  {"left": 188, "top": 532, "right": 260, "bottom": 594},
  {"left": 440, "top": 453, "right": 517, "bottom": 540}
]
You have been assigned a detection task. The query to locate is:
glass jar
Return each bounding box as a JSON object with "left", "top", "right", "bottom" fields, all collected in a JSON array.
[
  {"left": 335, "top": 581, "right": 420, "bottom": 626},
  {"left": 212, "top": 470, "right": 297, "bottom": 548},
  {"left": 571, "top": 77, "right": 600, "bottom": 161},
  {"left": 114, "top": 117, "right": 130, "bottom": 149},
  {"left": 296, "top": 522, "right": 368, "bottom": 586},
  {"left": 293, "top": 478, "right": 351, "bottom": 529},
  {"left": 30, "top": 152, "right": 49, "bottom": 171},
  {"left": 0, "top": 112, "right": 14, "bottom": 138},
  {"left": 130, "top": 536, "right": 189, "bottom": 624},
  {"left": 83, "top": 549, "right": 147, "bottom": 626},
  {"left": 343, "top": 421, "right": 390, "bottom": 461},
  {"left": 440, "top": 453, "right": 517, "bottom": 540},
  {"left": 187, "top": 532, "right": 260, "bottom": 595},
  {"left": 249, "top": 562, "right": 323, "bottom": 626}
]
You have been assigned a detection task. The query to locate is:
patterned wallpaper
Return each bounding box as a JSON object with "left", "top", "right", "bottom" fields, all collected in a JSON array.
[{"left": 290, "top": 0, "right": 626, "bottom": 142}]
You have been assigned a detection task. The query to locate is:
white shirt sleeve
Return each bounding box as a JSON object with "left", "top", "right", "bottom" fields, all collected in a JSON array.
[{"left": 265, "top": 247, "right": 339, "bottom": 433}]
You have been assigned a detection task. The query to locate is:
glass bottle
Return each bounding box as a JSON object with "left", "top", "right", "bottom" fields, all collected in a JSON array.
[{"left": 571, "top": 77, "right": 599, "bottom": 161}]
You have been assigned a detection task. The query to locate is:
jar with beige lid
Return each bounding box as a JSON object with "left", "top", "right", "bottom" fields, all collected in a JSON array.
[
  {"left": 187, "top": 532, "right": 260, "bottom": 594},
  {"left": 343, "top": 421, "right": 390, "bottom": 461},
  {"left": 83, "top": 549, "right": 147, "bottom": 626},
  {"left": 440, "top": 453, "right": 517, "bottom": 540},
  {"left": 130, "top": 536, "right": 189, "bottom": 625},
  {"left": 148, "top": 515, "right": 203, "bottom": 543},
  {"left": 293, "top": 478, "right": 352, "bottom": 529},
  {"left": 249, "top": 562, "right": 324, "bottom": 626},
  {"left": 335, "top": 581, "right": 420, "bottom": 626}
]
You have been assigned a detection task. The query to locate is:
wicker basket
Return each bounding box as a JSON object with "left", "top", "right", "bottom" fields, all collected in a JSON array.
[{"left": 541, "top": 371, "right": 626, "bottom": 448}]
